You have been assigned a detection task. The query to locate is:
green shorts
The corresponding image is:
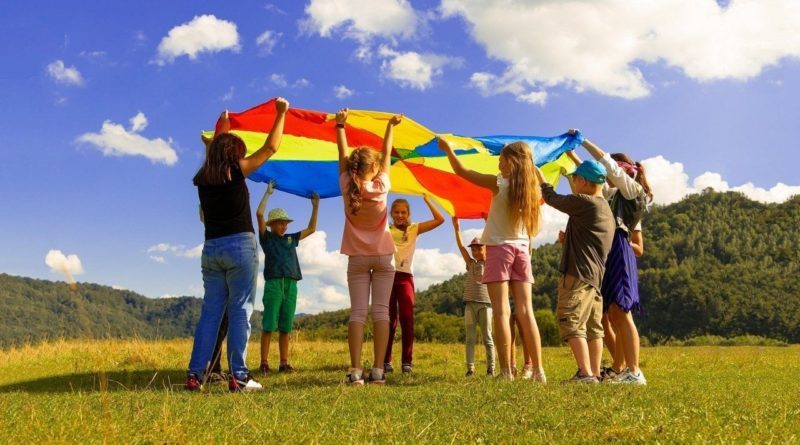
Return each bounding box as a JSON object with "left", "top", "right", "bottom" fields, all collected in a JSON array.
[{"left": 262, "top": 278, "right": 298, "bottom": 333}]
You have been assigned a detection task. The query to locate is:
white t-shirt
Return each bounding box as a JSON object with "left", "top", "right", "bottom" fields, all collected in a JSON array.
[
  {"left": 391, "top": 223, "right": 419, "bottom": 274},
  {"left": 481, "top": 175, "right": 530, "bottom": 246}
]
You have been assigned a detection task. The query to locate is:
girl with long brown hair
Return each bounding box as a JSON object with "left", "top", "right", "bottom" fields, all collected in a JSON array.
[
  {"left": 186, "top": 98, "right": 289, "bottom": 393},
  {"left": 438, "top": 138, "right": 545, "bottom": 381},
  {"left": 336, "top": 108, "right": 402, "bottom": 385}
]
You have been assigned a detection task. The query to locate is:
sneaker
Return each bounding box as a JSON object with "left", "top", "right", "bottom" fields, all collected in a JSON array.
[
  {"left": 568, "top": 370, "right": 599, "bottom": 384},
  {"left": 229, "top": 374, "right": 264, "bottom": 392},
  {"left": 466, "top": 369, "right": 475, "bottom": 377},
  {"left": 259, "top": 363, "right": 271, "bottom": 376},
  {"left": 532, "top": 369, "right": 547, "bottom": 384},
  {"left": 401, "top": 363, "right": 412, "bottom": 374},
  {"left": 521, "top": 364, "right": 534, "bottom": 380},
  {"left": 510, "top": 365, "right": 518, "bottom": 377},
  {"left": 384, "top": 363, "right": 394, "bottom": 374},
  {"left": 278, "top": 363, "right": 296, "bottom": 373},
  {"left": 346, "top": 370, "right": 365, "bottom": 386},
  {"left": 486, "top": 367, "right": 495, "bottom": 377},
  {"left": 611, "top": 368, "right": 647, "bottom": 385},
  {"left": 207, "top": 372, "right": 228, "bottom": 384},
  {"left": 368, "top": 369, "right": 386, "bottom": 385},
  {"left": 600, "top": 366, "right": 621, "bottom": 381},
  {"left": 185, "top": 374, "right": 202, "bottom": 392}
]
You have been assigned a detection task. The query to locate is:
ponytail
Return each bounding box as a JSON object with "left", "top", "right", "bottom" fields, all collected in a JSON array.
[{"left": 346, "top": 147, "right": 379, "bottom": 215}]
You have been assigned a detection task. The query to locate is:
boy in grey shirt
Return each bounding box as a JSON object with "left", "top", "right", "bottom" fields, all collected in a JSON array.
[{"left": 535, "top": 159, "right": 615, "bottom": 383}]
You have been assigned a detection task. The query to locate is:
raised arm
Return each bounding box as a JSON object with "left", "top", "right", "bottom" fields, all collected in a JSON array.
[
  {"left": 240, "top": 98, "right": 289, "bottom": 177},
  {"left": 630, "top": 229, "right": 644, "bottom": 257},
  {"left": 417, "top": 195, "right": 445, "bottom": 235},
  {"left": 300, "top": 193, "right": 320, "bottom": 240},
  {"left": 256, "top": 181, "right": 275, "bottom": 235},
  {"left": 336, "top": 108, "right": 349, "bottom": 174},
  {"left": 437, "top": 137, "right": 498, "bottom": 193},
  {"left": 381, "top": 114, "right": 402, "bottom": 174},
  {"left": 451, "top": 217, "right": 471, "bottom": 265},
  {"left": 571, "top": 128, "right": 641, "bottom": 199}
]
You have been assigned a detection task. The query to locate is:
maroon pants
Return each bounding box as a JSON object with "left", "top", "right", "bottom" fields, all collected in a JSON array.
[{"left": 384, "top": 272, "right": 415, "bottom": 365}]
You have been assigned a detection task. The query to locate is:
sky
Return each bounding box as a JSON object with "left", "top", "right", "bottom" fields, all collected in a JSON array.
[{"left": 2, "top": 0, "right": 799, "bottom": 313}]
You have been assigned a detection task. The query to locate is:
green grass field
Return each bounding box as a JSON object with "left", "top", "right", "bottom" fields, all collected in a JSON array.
[{"left": 1, "top": 338, "right": 798, "bottom": 444}]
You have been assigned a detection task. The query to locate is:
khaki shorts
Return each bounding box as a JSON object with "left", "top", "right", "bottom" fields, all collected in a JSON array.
[{"left": 556, "top": 274, "right": 604, "bottom": 341}]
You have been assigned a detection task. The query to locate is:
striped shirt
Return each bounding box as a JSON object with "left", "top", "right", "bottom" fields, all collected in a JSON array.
[{"left": 463, "top": 260, "right": 490, "bottom": 303}]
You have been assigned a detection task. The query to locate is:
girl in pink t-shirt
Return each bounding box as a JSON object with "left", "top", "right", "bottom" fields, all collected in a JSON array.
[{"left": 336, "top": 108, "right": 402, "bottom": 385}]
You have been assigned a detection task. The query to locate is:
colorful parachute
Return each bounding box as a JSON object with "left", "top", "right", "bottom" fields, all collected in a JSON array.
[{"left": 203, "top": 99, "right": 582, "bottom": 218}]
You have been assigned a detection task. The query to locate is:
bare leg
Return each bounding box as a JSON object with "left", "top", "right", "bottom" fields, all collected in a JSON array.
[
  {"left": 509, "top": 313, "right": 517, "bottom": 369},
  {"left": 516, "top": 311, "right": 532, "bottom": 366},
  {"left": 260, "top": 331, "right": 272, "bottom": 365},
  {"left": 610, "top": 304, "right": 641, "bottom": 373},
  {"left": 510, "top": 281, "right": 542, "bottom": 369},
  {"left": 279, "top": 332, "right": 290, "bottom": 364},
  {"left": 588, "top": 338, "right": 603, "bottom": 377},
  {"left": 567, "top": 337, "right": 591, "bottom": 376},
  {"left": 487, "top": 282, "right": 511, "bottom": 374}
]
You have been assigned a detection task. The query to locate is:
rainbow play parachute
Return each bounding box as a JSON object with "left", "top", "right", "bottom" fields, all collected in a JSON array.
[{"left": 203, "top": 99, "right": 582, "bottom": 218}]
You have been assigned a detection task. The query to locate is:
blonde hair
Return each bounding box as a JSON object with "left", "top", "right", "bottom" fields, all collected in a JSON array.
[
  {"left": 346, "top": 147, "right": 380, "bottom": 215},
  {"left": 501, "top": 141, "right": 541, "bottom": 238}
]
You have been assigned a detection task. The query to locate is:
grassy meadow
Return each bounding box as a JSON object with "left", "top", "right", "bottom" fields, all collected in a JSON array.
[{"left": 0, "top": 337, "right": 798, "bottom": 444}]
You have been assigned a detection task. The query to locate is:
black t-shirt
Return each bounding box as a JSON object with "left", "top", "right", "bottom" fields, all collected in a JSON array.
[{"left": 196, "top": 167, "right": 254, "bottom": 240}]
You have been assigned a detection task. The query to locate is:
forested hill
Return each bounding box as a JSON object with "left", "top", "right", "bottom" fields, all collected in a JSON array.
[
  {"left": 0, "top": 275, "right": 206, "bottom": 347},
  {"left": 415, "top": 190, "right": 800, "bottom": 343}
]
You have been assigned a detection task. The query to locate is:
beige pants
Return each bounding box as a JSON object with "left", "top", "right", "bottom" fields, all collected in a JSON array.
[{"left": 556, "top": 274, "right": 604, "bottom": 341}]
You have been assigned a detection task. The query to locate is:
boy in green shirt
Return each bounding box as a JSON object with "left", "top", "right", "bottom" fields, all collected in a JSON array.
[{"left": 256, "top": 182, "right": 319, "bottom": 374}]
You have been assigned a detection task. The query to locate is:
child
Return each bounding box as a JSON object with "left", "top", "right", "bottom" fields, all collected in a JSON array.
[
  {"left": 535, "top": 159, "right": 615, "bottom": 383},
  {"left": 453, "top": 218, "right": 496, "bottom": 377},
  {"left": 438, "top": 137, "right": 545, "bottom": 381},
  {"left": 336, "top": 108, "right": 401, "bottom": 385},
  {"left": 574, "top": 132, "right": 652, "bottom": 385},
  {"left": 383, "top": 196, "right": 444, "bottom": 374},
  {"left": 255, "top": 182, "right": 319, "bottom": 374}
]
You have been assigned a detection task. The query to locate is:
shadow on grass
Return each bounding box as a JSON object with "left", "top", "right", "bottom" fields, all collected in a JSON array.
[{"left": 0, "top": 368, "right": 448, "bottom": 393}]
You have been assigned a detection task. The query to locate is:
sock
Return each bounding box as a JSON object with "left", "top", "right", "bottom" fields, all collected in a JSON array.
[{"left": 371, "top": 367, "right": 384, "bottom": 380}]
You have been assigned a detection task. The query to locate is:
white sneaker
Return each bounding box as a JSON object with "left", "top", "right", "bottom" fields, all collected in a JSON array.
[
  {"left": 611, "top": 368, "right": 647, "bottom": 385},
  {"left": 533, "top": 369, "right": 547, "bottom": 384},
  {"left": 568, "top": 370, "right": 599, "bottom": 384},
  {"left": 521, "top": 364, "right": 534, "bottom": 380}
]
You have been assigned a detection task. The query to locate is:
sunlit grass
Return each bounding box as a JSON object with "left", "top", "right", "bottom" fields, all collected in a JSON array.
[{"left": 1, "top": 338, "right": 798, "bottom": 444}]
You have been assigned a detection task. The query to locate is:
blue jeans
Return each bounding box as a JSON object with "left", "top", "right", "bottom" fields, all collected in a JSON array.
[{"left": 188, "top": 232, "right": 258, "bottom": 379}]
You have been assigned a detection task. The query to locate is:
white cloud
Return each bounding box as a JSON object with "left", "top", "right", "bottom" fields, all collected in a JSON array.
[
  {"left": 46, "top": 60, "right": 84, "bottom": 86},
  {"left": 111, "top": 285, "right": 127, "bottom": 291},
  {"left": 378, "top": 46, "right": 461, "bottom": 90},
  {"left": 296, "top": 231, "right": 348, "bottom": 288},
  {"left": 154, "top": 15, "right": 240, "bottom": 65},
  {"left": 270, "top": 73, "right": 288, "bottom": 88},
  {"left": 334, "top": 84, "right": 354, "bottom": 99},
  {"left": 45, "top": 250, "right": 84, "bottom": 287},
  {"left": 302, "top": 0, "right": 417, "bottom": 41},
  {"left": 129, "top": 112, "right": 147, "bottom": 132},
  {"left": 147, "top": 243, "right": 203, "bottom": 261},
  {"left": 533, "top": 204, "right": 569, "bottom": 247},
  {"left": 412, "top": 248, "right": 464, "bottom": 290},
  {"left": 268, "top": 73, "right": 312, "bottom": 89},
  {"left": 641, "top": 155, "right": 800, "bottom": 205},
  {"left": 256, "top": 30, "right": 281, "bottom": 55},
  {"left": 442, "top": 0, "right": 800, "bottom": 100},
  {"left": 76, "top": 112, "right": 178, "bottom": 165},
  {"left": 221, "top": 86, "right": 235, "bottom": 102},
  {"left": 516, "top": 90, "right": 548, "bottom": 106}
]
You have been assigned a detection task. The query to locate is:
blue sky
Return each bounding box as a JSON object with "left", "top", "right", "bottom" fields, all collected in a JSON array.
[{"left": 2, "top": 0, "right": 799, "bottom": 312}]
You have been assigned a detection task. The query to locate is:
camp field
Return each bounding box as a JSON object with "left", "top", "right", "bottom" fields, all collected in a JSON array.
[{"left": 1, "top": 339, "right": 798, "bottom": 444}]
